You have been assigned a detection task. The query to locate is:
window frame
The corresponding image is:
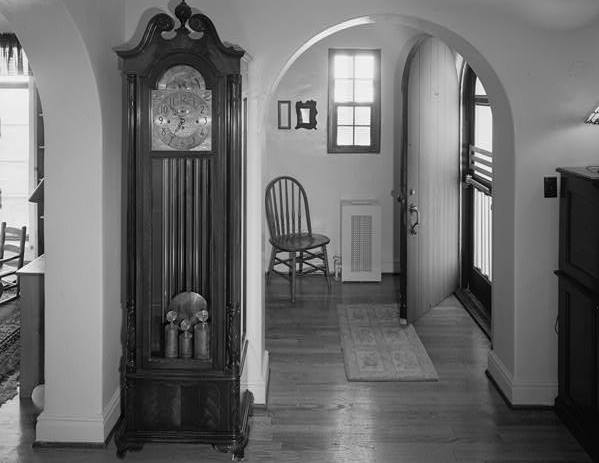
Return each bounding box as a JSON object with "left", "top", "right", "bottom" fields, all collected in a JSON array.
[{"left": 327, "top": 48, "right": 381, "bottom": 154}]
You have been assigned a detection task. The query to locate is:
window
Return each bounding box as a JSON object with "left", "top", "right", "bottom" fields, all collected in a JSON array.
[
  {"left": 459, "top": 66, "right": 493, "bottom": 321},
  {"left": 328, "top": 49, "right": 381, "bottom": 153},
  {"left": 471, "top": 78, "right": 493, "bottom": 187}
]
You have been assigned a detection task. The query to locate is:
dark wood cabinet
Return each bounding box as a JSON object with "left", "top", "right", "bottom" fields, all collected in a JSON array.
[
  {"left": 555, "top": 167, "right": 599, "bottom": 462},
  {"left": 113, "top": 2, "right": 251, "bottom": 458}
]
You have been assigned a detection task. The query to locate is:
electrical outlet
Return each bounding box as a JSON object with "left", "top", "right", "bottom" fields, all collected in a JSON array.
[{"left": 544, "top": 176, "right": 557, "bottom": 198}]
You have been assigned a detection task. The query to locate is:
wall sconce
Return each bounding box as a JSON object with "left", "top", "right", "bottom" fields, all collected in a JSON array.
[
  {"left": 295, "top": 100, "right": 317, "bottom": 130},
  {"left": 585, "top": 105, "right": 599, "bottom": 124}
]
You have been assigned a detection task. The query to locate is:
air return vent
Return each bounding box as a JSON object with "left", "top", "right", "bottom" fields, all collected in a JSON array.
[{"left": 340, "top": 200, "right": 381, "bottom": 282}]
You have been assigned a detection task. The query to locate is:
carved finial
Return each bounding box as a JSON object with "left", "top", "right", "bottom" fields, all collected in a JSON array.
[{"left": 175, "top": 0, "right": 192, "bottom": 30}]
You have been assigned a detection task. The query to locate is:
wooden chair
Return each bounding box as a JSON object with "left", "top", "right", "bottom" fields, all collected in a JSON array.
[
  {"left": 0, "top": 222, "right": 27, "bottom": 303},
  {"left": 265, "top": 176, "right": 331, "bottom": 302}
]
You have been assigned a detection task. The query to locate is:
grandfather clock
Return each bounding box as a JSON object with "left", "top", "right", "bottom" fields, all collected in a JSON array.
[{"left": 113, "top": 2, "right": 252, "bottom": 458}]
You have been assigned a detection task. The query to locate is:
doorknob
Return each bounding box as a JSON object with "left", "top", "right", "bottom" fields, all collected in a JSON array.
[
  {"left": 409, "top": 203, "right": 420, "bottom": 235},
  {"left": 390, "top": 189, "right": 405, "bottom": 203}
]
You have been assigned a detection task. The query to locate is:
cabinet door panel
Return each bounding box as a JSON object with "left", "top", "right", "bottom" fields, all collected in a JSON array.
[
  {"left": 560, "top": 175, "right": 599, "bottom": 290},
  {"left": 559, "top": 277, "right": 597, "bottom": 416}
]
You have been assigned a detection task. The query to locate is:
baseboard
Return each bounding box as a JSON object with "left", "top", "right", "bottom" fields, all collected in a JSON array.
[
  {"left": 243, "top": 350, "right": 270, "bottom": 406},
  {"left": 487, "top": 350, "right": 557, "bottom": 407},
  {"left": 34, "top": 388, "right": 121, "bottom": 445},
  {"left": 35, "top": 412, "right": 108, "bottom": 445},
  {"left": 102, "top": 387, "right": 121, "bottom": 440},
  {"left": 487, "top": 350, "right": 513, "bottom": 403}
]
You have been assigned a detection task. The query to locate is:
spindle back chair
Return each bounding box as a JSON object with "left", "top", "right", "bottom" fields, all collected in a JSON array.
[
  {"left": 265, "top": 176, "right": 331, "bottom": 302},
  {"left": 0, "top": 222, "right": 27, "bottom": 303}
]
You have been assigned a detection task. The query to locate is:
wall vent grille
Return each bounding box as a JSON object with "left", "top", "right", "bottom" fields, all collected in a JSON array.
[
  {"left": 351, "top": 215, "right": 372, "bottom": 272},
  {"left": 341, "top": 200, "right": 381, "bottom": 282}
]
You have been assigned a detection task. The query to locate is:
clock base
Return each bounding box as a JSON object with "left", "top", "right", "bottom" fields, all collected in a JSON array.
[{"left": 114, "top": 390, "right": 253, "bottom": 459}]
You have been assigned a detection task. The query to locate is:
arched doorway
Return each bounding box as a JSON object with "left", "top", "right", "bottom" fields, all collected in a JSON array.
[{"left": 259, "top": 13, "right": 515, "bottom": 392}]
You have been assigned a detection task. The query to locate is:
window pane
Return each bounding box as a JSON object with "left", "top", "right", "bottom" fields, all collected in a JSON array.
[
  {"left": 355, "top": 55, "right": 374, "bottom": 79},
  {"left": 354, "top": 106, "right": 371, "bottom": 125},
  {"left": 474, "top": 104, "right": 493, "bottom": 151},
  {"left": 337, "top": 106, "right": 354, "bottom": 125},
  {"left": 354, "top": 79, "right": 373, "bottom": 103},
  {"left": 337, "top": 126, "right": 353, "bottom": 145},
  {"left": 334, "top": 54, "right": 353, "bottom": 79},
  {"left": 334, "top": 79, "right": 353, "bottom": 102},
  {"left": 475, "top": 77, "right": 487, "bottom": 97},
  {"left": 354, "top": 127, "right": 371, "bottom": 146}
]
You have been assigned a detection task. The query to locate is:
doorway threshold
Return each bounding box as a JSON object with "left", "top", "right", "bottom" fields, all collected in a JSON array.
[{"left": 454, "top": 288, "right": 491, "bottom": 341}]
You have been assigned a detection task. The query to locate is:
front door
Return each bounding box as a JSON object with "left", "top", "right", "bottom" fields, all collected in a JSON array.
[{"left": 401, "top": 37, "right": 460, "bottom": 323}]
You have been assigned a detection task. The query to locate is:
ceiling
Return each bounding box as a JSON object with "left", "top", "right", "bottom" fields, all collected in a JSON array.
[{"left": 2, "top": 0, "right": 599, "bottom": 36}]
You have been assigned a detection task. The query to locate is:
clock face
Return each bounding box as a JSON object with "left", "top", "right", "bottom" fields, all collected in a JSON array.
[{"left": 151, "top": 65, "right": 212, "bottom": 151}]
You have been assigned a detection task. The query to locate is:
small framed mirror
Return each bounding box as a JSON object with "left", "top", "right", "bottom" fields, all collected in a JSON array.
[
  {"left": 295, "top": 100, "right": 317, "bottom": 130},
  {"left": 277, "top": 100, "right": 291, "bottom": 129}
]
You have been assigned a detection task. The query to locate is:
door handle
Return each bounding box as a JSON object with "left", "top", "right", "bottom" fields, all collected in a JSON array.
[{"left": 409, "top": 204, "right": 420, "bottom": 235}]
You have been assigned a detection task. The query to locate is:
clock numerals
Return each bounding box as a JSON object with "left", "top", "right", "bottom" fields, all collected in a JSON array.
[{"left": 152, "top": 89, "right": 211, "bottom": 151}]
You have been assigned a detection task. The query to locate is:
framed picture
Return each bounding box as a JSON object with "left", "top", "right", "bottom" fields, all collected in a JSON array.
[
  {"left": 277, "top": 100, "right": 291, "bottom": 129},
  {"left": 295, "top": 100, "right": 317, "bottom": 130}
]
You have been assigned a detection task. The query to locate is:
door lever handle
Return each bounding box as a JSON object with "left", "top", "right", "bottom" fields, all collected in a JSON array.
[{"left": 409, "top": 204, "right": 420, "bottom": 235}]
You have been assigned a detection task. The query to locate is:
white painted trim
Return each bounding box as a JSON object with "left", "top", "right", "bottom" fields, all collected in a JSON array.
[
  {"left": 34, "top": 388, "right": 121, "bottom": 444},
  {"left": 244, "top": 350, "right": 270, "bottom": 405},
  {"left": 102, "top": 387, "right": 121, "bottom": 439},
  {"left": 35, "top": 411, "right": 106, "bottom": 444},
  {"left": 510, "top": 379, "right": 558, "bottom": 406},
  {"left": 488, "top": 350, "right": 557, "bottom": 406},
  {"left": 487, "top": 349, "right": 514, "bottom": 402}
]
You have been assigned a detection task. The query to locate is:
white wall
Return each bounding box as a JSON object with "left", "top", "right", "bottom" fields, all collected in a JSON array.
[
  {"left": 62, "top": 0, "right": 124, "bottom": 433},
  {"left": 266, "top": 24, "right": 420, "bottom": 273}
]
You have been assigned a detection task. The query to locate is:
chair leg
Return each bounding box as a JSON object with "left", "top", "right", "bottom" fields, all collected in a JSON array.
[
  {"left": 290, "top": 252, "right": 297, "bottom": 303},
  {"left": 266, "top": 247, "right": 276, "bottom": 285},
  {"left": 299, "top": 251, "right": 303, "bottom": 276},
  {"left": 321, "top": 245, "right": 332, "bottom": 289}
]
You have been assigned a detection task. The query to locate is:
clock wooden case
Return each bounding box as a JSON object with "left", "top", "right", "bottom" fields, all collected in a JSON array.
[{"left": 113, "top": 2, "right": 252, "bottom": 458}]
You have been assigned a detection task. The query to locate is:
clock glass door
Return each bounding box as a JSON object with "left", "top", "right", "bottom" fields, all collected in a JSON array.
[{"left": 146, "top": 65, "right": 219, "bottom": 368}]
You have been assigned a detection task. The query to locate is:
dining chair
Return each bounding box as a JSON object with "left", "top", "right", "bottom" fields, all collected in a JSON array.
[
  {"left": 0, "top": 222, "right": 27, "bottom": 303},
  {"left": 265, "top": 176, "right": 331, "bottom": 302}
]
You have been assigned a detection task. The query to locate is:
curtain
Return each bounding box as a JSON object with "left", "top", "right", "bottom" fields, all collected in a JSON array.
[{"left": 0, "top": 33, "right": 29, "bottom": 76}]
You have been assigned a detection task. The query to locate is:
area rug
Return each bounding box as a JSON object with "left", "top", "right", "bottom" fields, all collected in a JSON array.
[
  {"left": 337, "top": 304, "right": 438, "bottom": 381},
  {"left": 0, "top": 308, "right": 20, "bottom": 406}
]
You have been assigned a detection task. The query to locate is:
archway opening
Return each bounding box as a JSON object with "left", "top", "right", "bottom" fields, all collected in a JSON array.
[
  {"left": 259, "top": 12, "right": 514, "bottom": 401},
  {"left": 0, "top": 28, "right": 44, "bottom": 408}
]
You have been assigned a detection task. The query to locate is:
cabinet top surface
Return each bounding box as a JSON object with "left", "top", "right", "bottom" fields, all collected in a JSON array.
[
  {"left": 17, "top": 254, "right": 45, "bottom": 276},
  {"left": 556, "top": 166, "right": 599, "bottom": 181}
]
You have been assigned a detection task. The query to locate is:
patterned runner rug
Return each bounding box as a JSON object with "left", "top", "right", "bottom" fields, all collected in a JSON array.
[
  {"left": 0, "top": 307, "right": 20, "bottom": 407},
  {"left": 337, "top": 304, "right": 438, "bottom": 381}
]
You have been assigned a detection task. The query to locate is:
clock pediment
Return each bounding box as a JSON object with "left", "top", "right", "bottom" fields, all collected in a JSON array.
[{"left": 115, "top": 1, "right": 243, "bottom": 67}]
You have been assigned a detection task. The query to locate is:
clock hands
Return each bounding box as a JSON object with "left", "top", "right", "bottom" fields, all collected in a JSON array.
[{"left": 174, "top": 116, "right": 185, "bottom": 134}]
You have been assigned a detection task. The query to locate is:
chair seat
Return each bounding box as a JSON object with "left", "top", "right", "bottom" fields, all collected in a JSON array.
[{"left": 270, "top": 233, "right": 330, "bottom": 252}]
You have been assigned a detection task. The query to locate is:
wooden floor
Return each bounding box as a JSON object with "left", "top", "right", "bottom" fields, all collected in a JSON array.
[{"left": 0, "top": 275, "right": 590, "bottom": 462}]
